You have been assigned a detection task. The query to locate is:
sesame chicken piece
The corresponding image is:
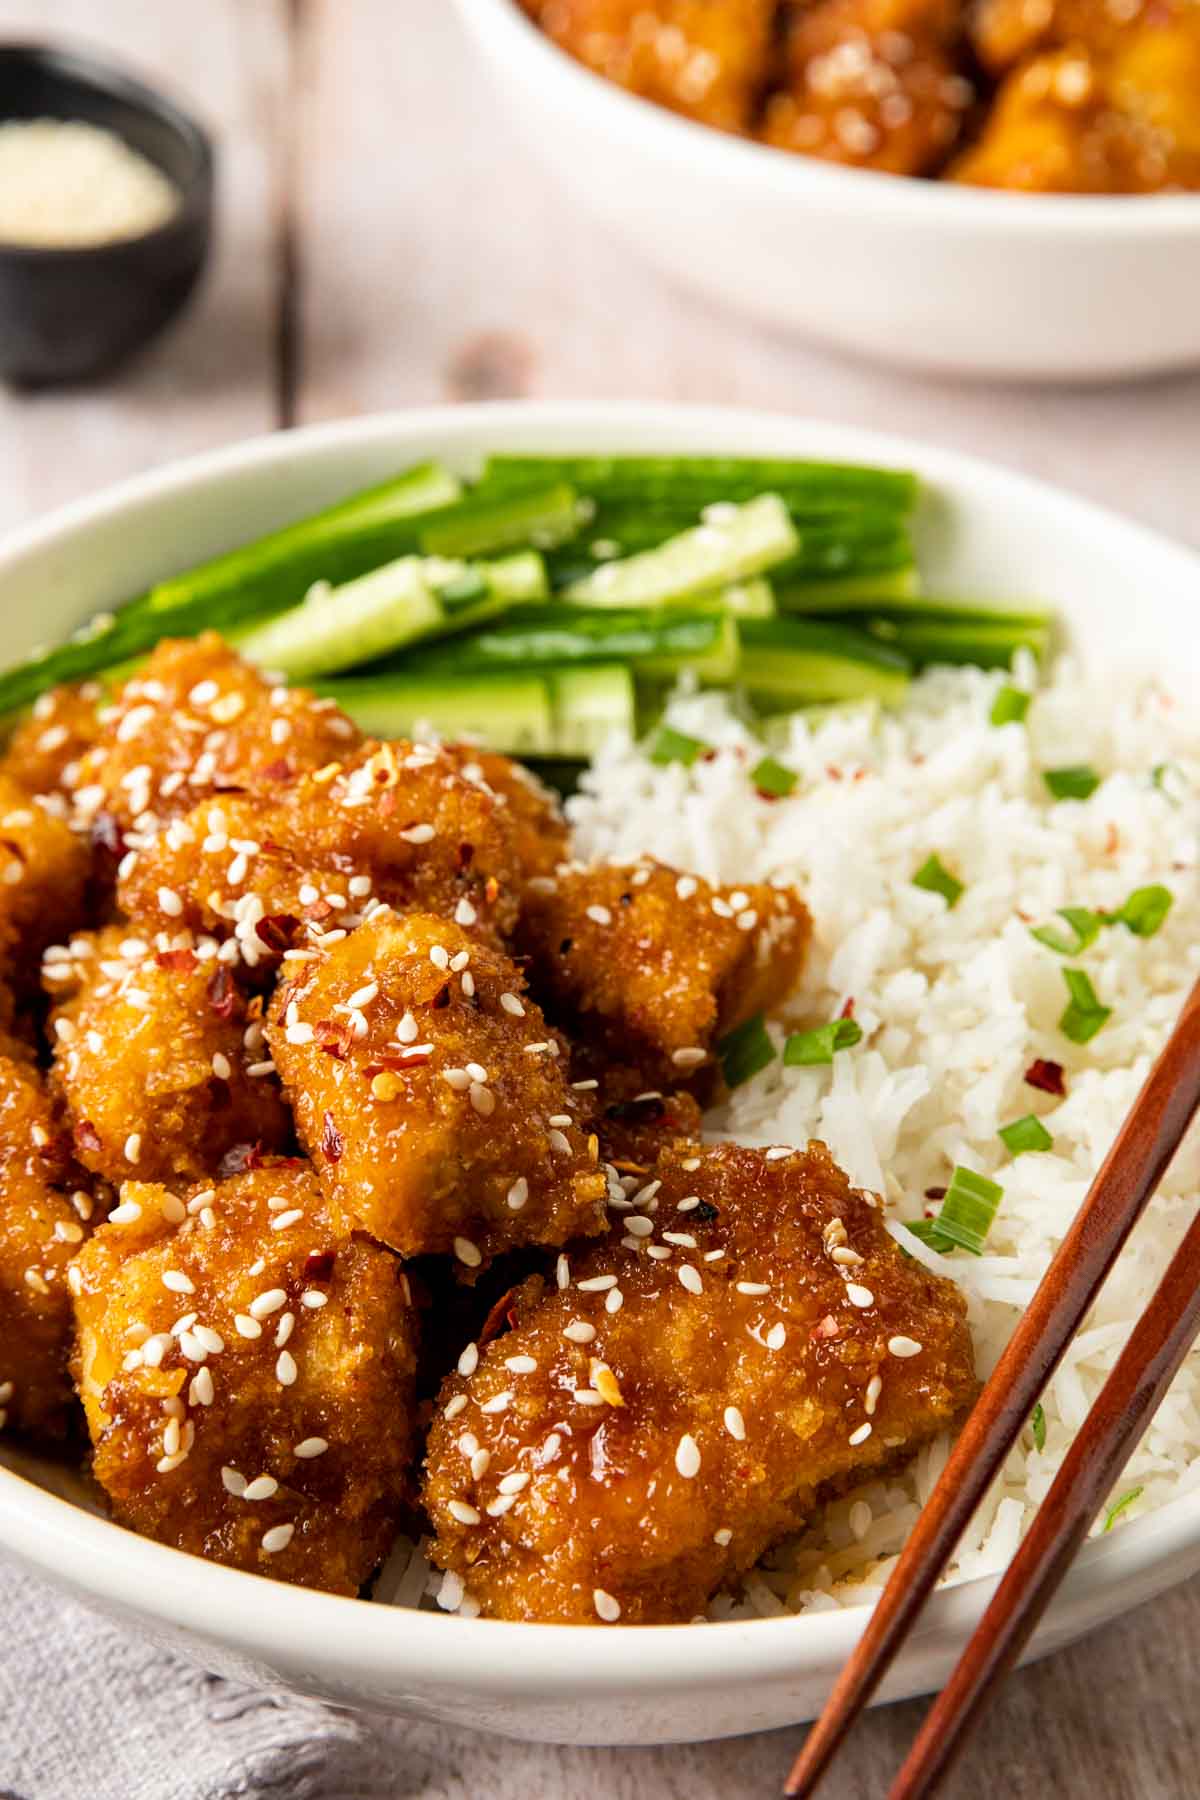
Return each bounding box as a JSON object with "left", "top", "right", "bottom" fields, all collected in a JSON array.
[
  {"left": 68, "top": 633, "right": 360, "bottom": 835},
  {"left": 572, "top": 1059, "right": 705, "bottom": 1173},
  {"left": 761, "top": 0, "right": 972, "bottom": 175},
  {"left": 44, "top": 926, "right": 290, "bottom": 1187},
  {"left": 520, "top": 0, "right": 776, "bottom": 134},
  {"left": 0, "top": 1052, "right": 95, "bottom": 1439},
  {"left": 515, "top": 861, "right": 810, "bottom": 1086},
  {"left": 1, "top": 681, "right": 102, "bottom": 798},
  {"left": 951, "top": 17, "right": 1200, "bottom": 191},
  {"left": 116, "top": 738, "right": 523, "bottom": 966},
  {"left": 969, "top": 0, "right": 1171, "bottom": 76},
  {"left": 424, "top": 1140, "right": 976, "bottom": 1623},
  {"left": 441, "top": 744, "right": 569, "bottom": 883},
  {"left": 0, "top": 773, "right": 91, "bottom": 991},
  {"left": 265, "top": 908, "right": 609, "bottom": 1268},
  {"left": 71, "top": 1162, "right": 419, "bottom": 1594}
]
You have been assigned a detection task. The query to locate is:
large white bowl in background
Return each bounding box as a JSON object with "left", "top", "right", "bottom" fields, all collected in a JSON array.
[
  {"left": 451, "top": 0, "right": 1200, "bottom": 383},
  {"left": 1, "top": 403, "right": 1199, "bottom": 1746}
]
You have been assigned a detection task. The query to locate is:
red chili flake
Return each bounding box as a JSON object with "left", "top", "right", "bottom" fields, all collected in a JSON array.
[
  {"left": 484, "top": 876, "right": 500, "bottom": 905},
  {"left": 320, "top": 1110, "right": 344, "bottom": 1163},
  {"left": 456, "top": 841, "right": 475, "bottom": 872},
  {"left": 826, "top": 765, "right": 843, "bottom": 781},
  {"left": 155, "top": 947, "right": 197, "bottom": 974},
  {"left": 1105, "top": 823, "right": 1120, "bottom": 855},
  {"left": 74, "top": 1120, "right": 102, "bottom": 1155},
  {"left": 924, "top": 1185, "right": 947, "bottom": 1202},
  {"left": 839, "top": 996, "right": 856, "bottom": 1020},
  {"left": 479, "top": 1283, "right": 522, "bottom": 1346},
  {"left": 754, "top": 786, "right": 782, "bottom": 803},
  {"left": 810, "top": 1314, "right": 841, "bottom": 1341},
  {"left": 257, "top": 759, "right": 295, "bottom": 783},
  {"left": 314, "top": 1018, "right": 354, "bottom": 1061},
  {"left": 218, "top": 1141, "right": 264, "bottom": 1179},
  {"left": 701, "top": 749, "right": 719, "bottom": 763},
  {"left": 255, "top": 913, "right": 300, "bottom": 954},
  {"left": 303, "top": 1248, "right": 336, "bottom": 1284},
  {"left": 1025, "top": 1059, "right": 1066, "bottom": 1097},
  {"left": 302, "top": 898, "right": 334, "bottom": 923},
  {"left": 206, "top": 965, "right": 237, "bottom": 1021}
]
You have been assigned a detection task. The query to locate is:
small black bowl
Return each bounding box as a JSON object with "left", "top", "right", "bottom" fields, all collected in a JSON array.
[{"left": 0, "top": 43, "right": 214, "bottom": 386}]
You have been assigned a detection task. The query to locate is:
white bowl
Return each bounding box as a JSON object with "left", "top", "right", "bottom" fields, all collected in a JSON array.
[
  {"left": 451, "top": 0, "right": 1200, "bottom": 382},
  {"left": 2, "top": 403, "right": 1199, "bottom": 1747}
]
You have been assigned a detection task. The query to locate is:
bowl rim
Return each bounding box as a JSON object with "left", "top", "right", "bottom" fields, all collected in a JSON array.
[
  {"left": 2, "top": 399, "right": 1200, "bottom": 1696},
  {"left": 0, "top": 37, "right": 214, "bottom": 259},
  {"left": 455, "top": 0, "right": 1200, "bottom": 236}
]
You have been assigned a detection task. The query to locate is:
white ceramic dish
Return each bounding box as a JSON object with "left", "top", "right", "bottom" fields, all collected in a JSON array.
[
  {"left": 2, "top": 403, "right": 1199, "bottom": 1747},
  {"left": 451, "top": 0, "right": 1200, "bottom": 382}
]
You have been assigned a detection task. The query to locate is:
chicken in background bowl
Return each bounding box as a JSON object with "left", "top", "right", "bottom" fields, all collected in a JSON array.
[{"left": 518, "top": 0, "right": 1200, "bottom": 191}]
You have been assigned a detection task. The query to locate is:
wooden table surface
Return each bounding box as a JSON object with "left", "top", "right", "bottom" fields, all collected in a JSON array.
[{"left": 1, "top": 2, "right": 1198, "bottom": 1794}]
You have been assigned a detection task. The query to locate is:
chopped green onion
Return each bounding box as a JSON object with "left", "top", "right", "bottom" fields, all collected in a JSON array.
[
  {"left": 650, "top": 725, "right": 707, "bottom": 767},
  {"left": 998, "top": 1114, "right": 1053, "bottom": 1155},
  {"left": 1030, "top": 1402, "right": 1046, "bottom": 1451},
  {"left": 912, "top": 1165, "right": 1004, "bottom": 1256},
  {"left": 750, "top": 755, "right": 798, "bottom": 798},
  {"left": 1114, "top": 883, "right": 1173, "bottom": 938},
  {"left": 782, "top": 1018, "right": 864, "bottom": 1067},
  {"left": 1151, "top": 762, "right": 1183, "bottom": 804},
  {"left": 913, "top": 854, "right": 964, "bottom": 909},
  {"left": 1103, "top": 1486, "right": 1143, "bottom": 1532},
  {"left": 990, "top": 684, "right": 1031, "bottom": 726},
  {"left": 1060, "top": 968, "right": 1112, "bottom": 1044},
  {"left": 1043, "top": 765, "right": 1101, "bottom": 801},
  {"left": 717, "top": 1013, "right": 776, "bottom": 1089},
  {"left": 1030, "top": 906, "right": 1104, "bottom": 956}
]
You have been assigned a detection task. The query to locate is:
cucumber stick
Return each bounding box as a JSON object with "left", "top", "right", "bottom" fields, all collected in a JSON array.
[
  {"left": 401, "top": 606, "right": 738, "bottom": 685},
  {"left": 548, "top": 666, "right": 635, "bottom": 756},
  {"left": 480, "top": 453, "right": 919, "bottom": 514},
  {"left": 563, "top": 496, "right": 798, "bottom": 609},
  {"left": 234, "top": 550, "right": 546, "bottom": 682},
  {"left": 738, "top": 617, "right": 910, "bottom": 708}
]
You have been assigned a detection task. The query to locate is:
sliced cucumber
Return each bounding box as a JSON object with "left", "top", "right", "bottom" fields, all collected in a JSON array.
[
  {"left": 399, "top": 605, "right": 737, "bottom": 685},
  {"left": 318, "top": 672, "right": 556, "bottom": 755},
  {"left": 859, "top": 607, "right": 1050, "bottom": 669},
  {"left": 234, "top": 550, "right": 545, "bottom": 683},
  {"left": 479, "top": 454, "right": 918, "bottom": 514},
  {"left": 417, "top": 483, "right": 579, "bottom": 558},
  {"left": 776, "top": 566, "right": 921, "bottom": 611},
  {"left": 737, "top": 617, "right": 910, "bottom": 708},
  {"left": 548, "top": 665, "right": 635, "bottom": 756},
  {"left": 563, "top": 496, "right": 798, "bottom": 609}
]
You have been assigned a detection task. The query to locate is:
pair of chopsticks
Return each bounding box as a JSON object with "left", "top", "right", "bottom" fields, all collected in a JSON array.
[{"left": 786, "top": 973, "right": 1200, "bottom": 1798}]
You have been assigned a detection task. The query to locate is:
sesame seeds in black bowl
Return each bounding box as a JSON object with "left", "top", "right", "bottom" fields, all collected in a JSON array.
[{"left": 0, "top": 43, "right": 214, "bottom": 387}]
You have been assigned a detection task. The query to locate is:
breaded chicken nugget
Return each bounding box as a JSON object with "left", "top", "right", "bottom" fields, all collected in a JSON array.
[
  {"left": 72, "top": 1161, "right": 419, "bottom": 1594},
  {"left": 516, "top": 859, "right": 810, "bottom": 1085},
  {"left": 266, "top": 908, "right": 609, "bottom": 1268},
  {"left": 424, "top": 1140, "right": 975, "bottom": 1622},
  {"left": 2, "top": 681, "right": 102, "bottom": 799},
  {"left": 441, "top": 744, "right": 569, "bottom": 883},
  {"left": 0, "top": 775, "right": 91, "bottom": 989}
]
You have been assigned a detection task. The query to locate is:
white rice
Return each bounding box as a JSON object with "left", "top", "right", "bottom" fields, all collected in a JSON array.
[{"left": 563, "top": 652, "right": 1200, "bottom": 1617}]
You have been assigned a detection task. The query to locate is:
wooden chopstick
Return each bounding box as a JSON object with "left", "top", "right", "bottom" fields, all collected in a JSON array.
[
  {"left": 890, "top": 1196, "right": 1200, "bottom": 1797},
  {"left": 784, "top": 975, "right": 1200, "bottom": 1798}
]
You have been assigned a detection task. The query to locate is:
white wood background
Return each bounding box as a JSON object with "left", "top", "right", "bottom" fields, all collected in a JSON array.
[{"left": 1, "top": 2, "right": 1198, "bottom": 1794}]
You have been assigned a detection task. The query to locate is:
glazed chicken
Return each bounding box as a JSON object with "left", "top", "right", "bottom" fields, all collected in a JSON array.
[
  {"left": 266, "top": 907, "right": 609, "bottom": 1267},
  {"left": 72, "top": 1162, "right": 419, "bottom": 1593},
  {"left": 0, "top": 774, "right": 91, "bottom": 992},
  {"left": 424, "top": 1140, "right": 976, "bottom": 1622},
  {"left": 516, "top": 859, "right": 811, "bottom": 1086}
]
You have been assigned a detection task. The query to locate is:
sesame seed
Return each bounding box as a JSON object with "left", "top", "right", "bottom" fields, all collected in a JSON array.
[
  {"left": 556, "top": 1254, "right": 570, "bottom": 1289},
  {"left": 564, "top": 1320, "right": 595, "bottom": 1343},
  {"left": 625, "top": 1215, "right": 654, "bottom": 1238},
  {"left": 454, "top": 1236, "right": 482, "bottom": 1268},
  {"left": 465, "top": 1062, "right": 488, "bottom": 1082},
  {"left": 276, "top": 1350, "right": 298, "bottom": 1386},
  {"left": 888, "top": 1335, "right": 922, "bottom": 1358},
  {"left": 400, "top": 823, "right": 436, "bottom": 844},
  {"left": 457, "top": 1342, "right": 479, "bottom": 1376},
  {"left": 189, "top": 1368, "right": 215, "bottom": 1407},
  {"left": 449, "top": 1500, "right": 481, "bottom": 1526},
  {"left": 765, "top": 1146, "right": 791, "bottom": 1162},
  {"left": 455, "top": 898, "right": 477, "bottom": 926},
  {"left": 500, "top": 992, "right": 525, "bottom": 1016},
  {"left": 663, "top": 1231, "right": 697, "bottom": 1248},
  {"left": 675, "top": 875, "right": 697, "bottom": 899},
  {"left": 274, "top": 1313, "right": 294, "bottom": 1348},
  {"left": 675, "top": 1434, "right": 701, "bottom": 1479},
  {"left": 157, "top": 886, "right": 184, "bottom": 918},
  {"left": 547, "top": 1127, "right": 570, "bottom": 1153},
  {"left": 831, "top": 1246, "right": 864, "bottom": 1267},
  {"left": 192, "top": 1325, "right": 225, "bottom": 1354},
  {"left": 429, "top": 944, "right": 450, "bottom": 970},
  {"left": 443, "top": 1068, "right": 472, "bottom": 1091},
  {"left": 848, "top": 1423, "right": 873, "bottom": 1446},
  {"left": 505, "top": 1355, "right": 538, "bottom": 1374},
  {"left": 470, "top": 1448, "right": 491, "bottom": 1480},
  {"left": 301, "top": 1290, "right": 328, "bottom": 1310},
  {"left": 593, "top": 1589, "right": 621, "bottom": 1622},
  {"left": 346, "top": 982, "right": 378, "bottom": 1010},
  {"left": 449, "top": 949, "right": 471, "bottom": 973},
  {"left": 469, "top": 1083, "right": 495, "bottom": 1117},
  {"left": 865, "top": 1375, "right": 883, "bottom": 1416},
  {"left": 396, "top": 1010, "right": 419, "bottom": 1043},
  {"left": 162, "top": 1270, "right": 194, "bottom": 1295},
  {"left": 270, "top": 1208, "right": 305, "bottom": 1232},
  {"left": 162, "top": 1417, "right": 181, "bottom": 1457},
  {"left": 109, "top": 1200, "right": 142, "bottom": 1225},
  {"left": 250, "top": 1288, "right": 287, "bottom": 1319},
  {"left": 348, "top": 875, "right": 372, "bottom": 898},
  {"left": 577, "top": 1273, "right": 618, "bottom": 1292},
  {"left": 124, "top": 1133, "right": 142, "bottom": 1164},
  {"left": 765, "top": 1323, "right": 787, "bottom": 1351},
  {"left": 671, "top": 1047, "right": 707, "bottom": 1070},
  {"left": 713, "top": 1527, "right": 733, "bottom": 1547},
  {"left": 486, "top": 1495, "right": 517, "bottom": 1517},
  {"left": 234, "top": 1314, "right": 262, "bottom": 1339},
  {"left": 506, "top": 1177, "right": 529, "bottom": 1212},
  {"left": 480, "top": 1391, "right": 511, "bottom": 1414},
  {"left": 574, "top": 1388, "right": 603, "bottom": 1405},
  {"left": 294, "top": 1437, "right": 328, "bottom": 1459},
  {"left": 221, "top": 1466, "right": 247, "bottom": 1497},
  {"left": 605, "top": 1288, "right": 623, "bottom": 1314},
  {"left": 444, "top": 1393, "right": 468, "bottom": 1420},
  {"left": 846, "top": 1284, "right": 875, "bottom": 1309},
  {"left": 585, "top": 905, "right": 612, "bottom": 926},
  {"left": 261, "top": 1524, "right": 294, "bottom": 1554},
  {"left": 678, "top": 1265, "right": 703, "bottom": 1295},
  {"left": 243, "top": 1475, "right": 279, "bottom": 1501}
]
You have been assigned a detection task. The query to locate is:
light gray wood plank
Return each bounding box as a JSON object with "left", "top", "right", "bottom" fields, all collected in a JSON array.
[
  {"left": 0, "top": 0, "right": 290, "bottom": 533},
  {"left": 295, "top": 0, "right": 1200, "bottom": 551}
]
